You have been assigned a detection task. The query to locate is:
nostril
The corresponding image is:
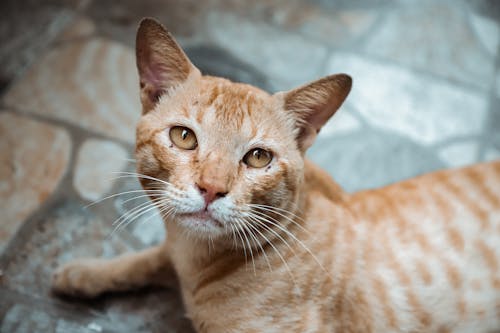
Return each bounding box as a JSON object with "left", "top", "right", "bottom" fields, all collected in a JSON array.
[
  {"left": 196, "top": 184, "right": 207, "bottom": 194},
  {"left": 216, "top": 192, "right": 228, "bottom": 198}
]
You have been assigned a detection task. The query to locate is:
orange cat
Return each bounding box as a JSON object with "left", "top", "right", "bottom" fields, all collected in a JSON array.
[{"left": 53, "top": 18, "right": 500, "bottom": 333}]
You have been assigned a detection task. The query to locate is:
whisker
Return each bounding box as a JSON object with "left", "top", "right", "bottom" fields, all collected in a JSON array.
[
  {"left": 238, "top": 218, "right": 273, "bottom": 273},
  {"left": 111, "top": 201, "right": 166, "bottom": 237},
  {"left": 112, "top": 171, "right": 172, "bottom": 187},
  {"left": 135, "top": 201, "right": 172, "bottom": 229},
  {"left": 248, "top": 210, "right": 330, "bottom": 277},
  {"left": 120, "top": 193, "right": 167, "bottom": 205},
  {"left": 84, "top": 189, "right": 167, "bottom": 208},
  {"left": 233, "top": 223, "right": 249, "bottom": 266},
  {"left": 248, "top": 204, "right": 311, "bottom": 236},
  {"left": 245, "top": 216, "right": 297, "bottom": 286},
  {"left": 112, "top": 199, "right": 158, "bottom": 226},
  {"left": 228, "top": 224, "right": 239, "bottom": 250},
  {"left": 238, "top": 223, "right": 256, "bottom": 275},
  {"left": 248, "top": 203, "right": 305, "bottom": 222}
]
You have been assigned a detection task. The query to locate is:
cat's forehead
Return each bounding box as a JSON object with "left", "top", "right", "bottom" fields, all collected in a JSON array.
[
  {"left": 194, "top": 78, "right": 270, "bottom": 128},
  {"left": 149, "top": 76, "right": 293, "bottom": 145}
]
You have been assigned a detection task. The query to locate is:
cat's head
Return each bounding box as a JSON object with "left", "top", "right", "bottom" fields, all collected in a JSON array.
[{"left": 134, "top": 18, "right": 351, "bottom": 239}]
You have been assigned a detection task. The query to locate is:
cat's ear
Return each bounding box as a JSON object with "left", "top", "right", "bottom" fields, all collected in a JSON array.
[
  {"left": 136, "top": 18, "right": 199, "bottom": 113},
  {"left": 277, "top": 74, "right": 352, "bottom": 151}
]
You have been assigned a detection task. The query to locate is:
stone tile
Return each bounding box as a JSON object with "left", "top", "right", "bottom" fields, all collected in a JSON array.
[
  {"left": 318, "top": 106, "right": 363, "bottom": 138},
  {"left": 363, "top": 2, "right": 495, "bottom": 89},
  {"left": 0, "top": 0, "right": 76, "bottom": 91},
  {"left": 186, "top": 45, "right": 271, "bottom": 91},
  {"left": 0, "top": 293, "right": 192, "bottom": 333},
  {"left": 467, "top": 0, "right": 500, "bottom": 23},
  {"left": 85, "top": 0, "right": 210, "bottom": 46},
  {"left": 3, "top": 38, "right": 141, "bottom": 143},
  {"left": 0, "top": 112, "right": 71, "bottom": 254},
  {"left": 111, "top": 176, "right": 166, "bottom": 247},
  {"left": 1, "top": 304, "right": 54, "bottom": 333},
  {"left": 209, "top": 0, "right": 379, "bottom": 48},
  {"left": 2, "top": 202, "right": 135, "bottom": 296},
  {"left": 1, "top": 200, "right": 193, "bottom": 332},
  {"left": 57, "top": 16, "right": 97, "bottom": 43},
  {"left": 206, "top": 12, "right": 328, "bottom": 90},
  {"left": 74, "top": 139, "right": 129, "bottom": 201},
  {"left": 496, "top": 73, "right": 500, "bottom": 98},
  {"left": 327, "top": 53, "right": 488, "bottom": 145},
  {"left": 484, "top": 147, "right": 500, "bottom": 162},
  {"left": 291, "top": 8, "right": 379, "bottom": 48},
  {"left": 308, "top": 129, "right": 445, "bottom": 192},
  {"left": 469, "top": 12, "right": 499, "bottom": 56},
  {"left": 438, "top": 141, "right": 480, "bottom": 168}
]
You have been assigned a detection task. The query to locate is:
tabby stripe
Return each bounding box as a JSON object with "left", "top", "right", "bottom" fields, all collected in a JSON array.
[
  {"left": 415, "top": 259, "right": 433, "bottom": 285},
  {"left": 464, "top": 167, "right": 500, "bottom": 209},
  {"left": 440, "top": 174, "right": 488, "bottom": 228},
  {"left": 475, "top": 239, "right": 498, "bottom": 273},
  {"left": 373, "top": 277, "right": 398, "bottom": 329}
]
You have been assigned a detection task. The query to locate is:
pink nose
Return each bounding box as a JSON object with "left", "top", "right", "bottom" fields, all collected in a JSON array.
[{"left": 196, "top": 182, "right": 228, "bottom": 207}]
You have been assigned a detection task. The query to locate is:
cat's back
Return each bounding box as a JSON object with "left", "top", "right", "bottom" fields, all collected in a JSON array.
[{"left": 344, "top": 161, "right": 500, "bottom": 332}]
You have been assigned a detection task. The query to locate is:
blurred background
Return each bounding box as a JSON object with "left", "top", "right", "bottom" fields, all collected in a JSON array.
[{"left": 1, "top": 0, "right": 499, "bottom": 332}]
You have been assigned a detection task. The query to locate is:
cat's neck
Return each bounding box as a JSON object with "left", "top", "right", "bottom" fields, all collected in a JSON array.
[{"left": 165, "top": 159, "right": 343, "bottom": 278}]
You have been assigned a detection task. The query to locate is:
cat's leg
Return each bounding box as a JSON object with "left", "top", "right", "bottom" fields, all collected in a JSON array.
[{"left": 52, "top": 244, "right": 176, "bottom": 298}]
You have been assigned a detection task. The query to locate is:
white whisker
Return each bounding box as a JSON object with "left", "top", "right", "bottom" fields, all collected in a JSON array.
[
  {"left": 84, "top": 189, "right": 167, "bottom": 208},
  {"left": 248, "top": 208, "right": 330, "bottom": 277},
  {"left": 238, "top": 218, "right": 273, "bottom": 273},
  {"left": 245, "top": 216, "right": 297, "bottom": 286}
]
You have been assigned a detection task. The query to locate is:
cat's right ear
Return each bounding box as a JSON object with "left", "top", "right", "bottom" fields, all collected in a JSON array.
[{"left": 136, "top": 18, "right": 198, "bottom": 113}]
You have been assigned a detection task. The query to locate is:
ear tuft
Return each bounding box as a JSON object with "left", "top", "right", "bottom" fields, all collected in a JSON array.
[
  {"left": 136, "top": 18, "right": 196, "bottom": 113},
  {"left": 282, "top": 74, "right": 352, "bottom": 151}
]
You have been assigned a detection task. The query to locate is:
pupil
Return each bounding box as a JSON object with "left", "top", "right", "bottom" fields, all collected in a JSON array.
[
  {"left": 182, "top": 129, "right": 188, "bottom": 140},
  {"left": 255, "top": 149, "right": 261, "bottom": 159}
]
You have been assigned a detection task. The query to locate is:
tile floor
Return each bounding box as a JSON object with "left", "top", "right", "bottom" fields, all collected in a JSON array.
[{"left": 0, "top": 0, "right": 499, "bottom": 332}]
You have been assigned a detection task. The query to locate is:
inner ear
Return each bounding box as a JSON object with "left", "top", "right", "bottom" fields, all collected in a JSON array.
[
  {"left": 136, "top": 18, "right": 198, "bottom": 113},
  {"left": 280, "top": 74, "right": 352, "bottom": 151}
]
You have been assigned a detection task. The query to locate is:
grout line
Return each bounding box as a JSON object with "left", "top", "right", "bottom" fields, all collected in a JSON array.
[
  {"left": 1, "top": 106, "right": 135, "bottom": 150},
  {"left": 0, "top": 287, "right": 120, "bottom": 333},
  {"left": 476, "top": 41, "right": 500, "bottom": 161}
]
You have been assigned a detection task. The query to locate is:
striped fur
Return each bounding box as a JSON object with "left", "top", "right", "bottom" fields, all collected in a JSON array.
[{"left": 52, "top": 18, "right": 500, "bottom": 333}]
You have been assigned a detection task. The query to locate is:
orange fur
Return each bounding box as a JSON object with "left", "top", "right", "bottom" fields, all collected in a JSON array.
[{"left": 52, "top": 18, "right": 500, "bottom": 333}]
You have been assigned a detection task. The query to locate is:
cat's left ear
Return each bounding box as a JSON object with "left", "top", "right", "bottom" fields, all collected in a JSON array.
[
  {"left": 136, "top": 18, "right": 199, "bottom": 113},
  {"left": 276, "top": 74, "right": 352, "bottom": 151}
]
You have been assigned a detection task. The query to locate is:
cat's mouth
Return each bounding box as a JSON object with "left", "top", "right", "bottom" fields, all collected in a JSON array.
[{"left": 182, "top": 210, "right": 224, "bottom": 228}]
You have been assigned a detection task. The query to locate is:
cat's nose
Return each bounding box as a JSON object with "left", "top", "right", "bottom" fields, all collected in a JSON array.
[{"left": 196, "top": 182, "right": 228, "bottom": 207}]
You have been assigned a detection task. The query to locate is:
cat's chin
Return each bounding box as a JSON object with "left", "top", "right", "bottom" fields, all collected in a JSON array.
[{"left": 179, "top": 211, "right": 225, "bottom": 235}]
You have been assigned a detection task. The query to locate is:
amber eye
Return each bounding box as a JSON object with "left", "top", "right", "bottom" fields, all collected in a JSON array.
[
  {"left": 169, "top": 126, "right": 198, "bottom": 150},
  {"left": 243, "top": 148, "right": 273, "bottom": 168}
]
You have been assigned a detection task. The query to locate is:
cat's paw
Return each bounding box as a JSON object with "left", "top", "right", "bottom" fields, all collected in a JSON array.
[{"left": 52, "top": 259, "right": 107, "bottom": 298}]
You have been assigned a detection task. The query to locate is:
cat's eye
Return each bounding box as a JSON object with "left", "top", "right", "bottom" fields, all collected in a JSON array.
[
  {"left": 169, "top": 126, "right": 198, "bottom": 150},
  {"left": 243, "top": 148, "right": 273, "bottom": 168}
]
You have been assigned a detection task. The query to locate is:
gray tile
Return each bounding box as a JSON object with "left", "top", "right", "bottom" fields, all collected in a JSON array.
[
  {"left": 1, "top": 199, "right": 193, "bottom": 333},
  {"left": 469, "top": 12, "right": 499, "bottom": 56},
  {"left": 362, "top": 2, "right": 496, "bottom": 89},
  {"left": 112, "top": 177, "right": 166, "bottom": 247},
  {"left": 85, "top": 0, "right": 210, "bottom": 46},
  {"left": 186, "top": 45, "right": 271, "bottom": 91},
  {"left": 308, "top": 129, "right": 445, "bottom": 192},
  {"left": 3, "top": 38, "right": 141, "bottom": 143},
  {"left": 74, "top": 139, "right": 129, "bottom": 201},
  {"left": 0, "top": 0, "right": 78, "bottom": 90},
  {"left": 438, "top": 141, "right": 480, "bottom": 168},
  {"left": 206, "top": 12, "right": 328, "bottom": 90},
  {"left": 2, "top": 201, "right": 136, "bottom": 297},
  {"left": 0, "top": 113, "right": 71, "bottom": 255},
  {"left": 327, "top": 53, "right": 488, "bottom": 145}
]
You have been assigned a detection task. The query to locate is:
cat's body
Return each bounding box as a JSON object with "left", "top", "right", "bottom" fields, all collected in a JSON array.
[
  {"left": 166, "top": 160, "right": 500, "bottom": 333},
  {"left": 52, "top": 19, "right": 500, "bottom": 333}
]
